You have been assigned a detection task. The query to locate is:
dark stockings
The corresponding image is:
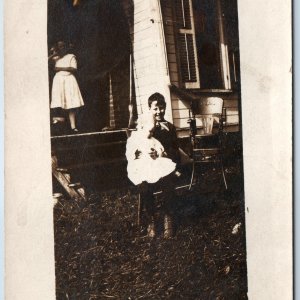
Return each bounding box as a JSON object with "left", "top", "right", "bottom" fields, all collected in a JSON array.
[{"left": 139, "top": 172, "right": 177, "bottom": 220}]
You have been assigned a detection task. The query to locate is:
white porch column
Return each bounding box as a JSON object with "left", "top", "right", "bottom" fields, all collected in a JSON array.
[{"left": 133, "top": 0, "right": 172, "bottom": 121}]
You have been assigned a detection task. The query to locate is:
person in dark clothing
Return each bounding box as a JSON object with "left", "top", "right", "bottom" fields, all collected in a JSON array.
[{"left": 126, "top": 93, "right": 180, "bottom": 238}]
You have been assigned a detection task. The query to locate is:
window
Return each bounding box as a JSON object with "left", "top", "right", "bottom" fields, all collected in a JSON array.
[
  {"left": 175, "top": 0, "right": 200, "bottom": 88},
  {"left": 175, "top": 0, "right": 239, "bottom": 90}
]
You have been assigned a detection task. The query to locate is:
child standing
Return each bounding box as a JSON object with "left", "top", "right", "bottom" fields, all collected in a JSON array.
[{"left": 50, "top": 41, "right": 84, "bottom": 133}]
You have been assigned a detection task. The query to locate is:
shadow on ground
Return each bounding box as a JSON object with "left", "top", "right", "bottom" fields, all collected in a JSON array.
[{"left": 54, "top": 166, "right": 247, "bottom": 299}]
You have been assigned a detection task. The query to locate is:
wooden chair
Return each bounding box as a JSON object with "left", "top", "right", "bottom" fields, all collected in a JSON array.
[{"left": 188, "top": 97, "right": 228, "bottom": 190}]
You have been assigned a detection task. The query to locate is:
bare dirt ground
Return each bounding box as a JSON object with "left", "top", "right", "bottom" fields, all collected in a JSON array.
[{"left": 53, "top": 164, "right": 247, "bottom": 299}]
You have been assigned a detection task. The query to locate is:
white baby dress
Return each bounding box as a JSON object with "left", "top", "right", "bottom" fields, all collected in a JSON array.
[{"left": 126, "top": 132, "right": 176, "bottom": 185}]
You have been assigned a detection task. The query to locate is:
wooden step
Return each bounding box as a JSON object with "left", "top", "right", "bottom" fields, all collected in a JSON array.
[
  {"left": 56, "top": 168, "right": 69, "bottom": 173},
  {"left": 68, "top": 182, "right": 82, "bottom": 188},
  {"left": 52, "top": 155, "right": 86, "bottom": 200}
]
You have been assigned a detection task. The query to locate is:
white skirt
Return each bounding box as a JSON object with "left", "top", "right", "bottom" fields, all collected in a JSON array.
[
  {"left": 51, "top": 72, "right": 84, "bottom": 109},
  {"left": 127, "top": 157, "right": 176, "bottom": 185}
]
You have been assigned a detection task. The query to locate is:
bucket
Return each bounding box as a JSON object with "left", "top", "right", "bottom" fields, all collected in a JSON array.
[{"left": 201, "top": 115, "right": 214, "bottom": 134}]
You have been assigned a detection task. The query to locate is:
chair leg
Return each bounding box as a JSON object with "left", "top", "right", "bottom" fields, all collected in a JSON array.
[
  {"left": 220, "top": 159, "right": 228, "bottom": 190},
  {"left": 189, "top": 162, "right": 195, "bottom": 190},
  {"left": 137, "top": 193, "right": 142, "bottom": 226}
]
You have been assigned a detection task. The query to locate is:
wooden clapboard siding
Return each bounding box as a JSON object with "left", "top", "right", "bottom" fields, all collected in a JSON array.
[
  {"left": 169, "top": 63, "right": 179, "bottom": 78},
  {"left": 173, "top": 113, "right": 239, "bottom": 127},
  {"left": 135, "top": 0, "right": 148, "bottom": 8},
  {"left": 132, "top": 18, "right": 152, "bottom": 32},
  {"left": 134, "top": 1, "right": 150, "bottom": 14},
  {"left": 160, "top": 0, "right": 241, "bottom": 132},
  {"left": 159, "top": 0, "right": 181, "bottom": 93},
  {"left": 161, "top": 0, "right": 179, "bottom": 85},
  {"left": 132, "top": 0, "right": 172, "bottom": 119},
  {"left": 172, "top": 96, "right": 239, "bottom": 129},
  {"left": 168, "top": 53, "right": 178, "bottom": 63},
  {"left": 172, "top": 107, "right": 239, "bottom": 120},
  {"left": 224, "top": 98, "right": 239, "bottom": 124},
  {"left": 170, "top": 91, "right": 240, "bottom": 129},
  {"left": 164, "top": 34, "right": 176, "bottom": 46},
  {"left": 160, "top": 0, "right": 186, "bottom": 123}
]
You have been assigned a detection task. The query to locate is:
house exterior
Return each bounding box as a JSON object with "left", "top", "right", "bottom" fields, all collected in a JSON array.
[
  {"left": 124, "top": 0, "right": 241, "bottom": 137},
  {"left": 50, "top": 0, "right": 242, "bottom": 197},
  {"left": 48, "top": 0, "right": 241, "bottom": 136}
]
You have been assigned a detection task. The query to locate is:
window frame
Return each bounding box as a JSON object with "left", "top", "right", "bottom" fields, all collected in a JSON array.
[
  {"left": 177, "top": 0, "right": 201, "bottom": 89},
  {"left": 174, "top": 0, "right": 233, "bottom": 91}
]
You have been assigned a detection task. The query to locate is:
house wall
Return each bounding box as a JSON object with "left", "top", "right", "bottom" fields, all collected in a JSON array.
[
  {"left": 131, "top": 0, "right": 173, "bottom": 121},
  {"left": 160, "top": 0, "right": 240, "bottom": 136}
]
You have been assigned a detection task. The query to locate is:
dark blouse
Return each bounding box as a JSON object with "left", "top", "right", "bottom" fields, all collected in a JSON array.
[{"left": 152, "top": 121, "right": 180, "bottom": 164}]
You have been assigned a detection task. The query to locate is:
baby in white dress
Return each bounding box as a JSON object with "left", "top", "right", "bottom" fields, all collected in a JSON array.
[{"left": 126, "top": 113, "right": 176, "bottom": 185}]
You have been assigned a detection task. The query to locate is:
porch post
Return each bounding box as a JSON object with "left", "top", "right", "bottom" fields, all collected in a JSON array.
[{"left": 132, "top": 0, "right": 173, "bottom": 121}]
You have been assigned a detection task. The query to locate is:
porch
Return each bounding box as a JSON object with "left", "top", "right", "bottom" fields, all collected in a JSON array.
[
  {"left": 51, "top": 125, "right": 242, "bottom": 198},
  {"left": 48, "top": 0, "right": 241, "bottom": 135}
]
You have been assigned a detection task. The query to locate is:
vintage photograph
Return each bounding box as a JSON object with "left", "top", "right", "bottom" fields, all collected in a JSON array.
[{"left": 48, "top": 0, "right": 247, "bottom": 298}]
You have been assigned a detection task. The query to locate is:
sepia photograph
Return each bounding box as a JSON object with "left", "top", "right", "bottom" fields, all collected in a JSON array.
[
  {"left": 48, "top": 0, "right": 246, "bottom": 298},
  {"left": 4, "top": 0, "right": 293, "bottom": 298}
]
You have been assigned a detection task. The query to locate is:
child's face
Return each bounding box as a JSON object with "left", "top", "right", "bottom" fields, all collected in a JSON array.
[{"left": 149, "top": 101, "right": 166, "bottom": 122}]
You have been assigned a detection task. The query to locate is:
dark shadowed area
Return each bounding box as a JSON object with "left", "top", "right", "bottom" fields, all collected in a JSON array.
[
  {"left": 48, "top": 0, "right": 130, "bottom": 82},
  {"left": 48, "top": 0, "right": 132, "bottom": 130}
]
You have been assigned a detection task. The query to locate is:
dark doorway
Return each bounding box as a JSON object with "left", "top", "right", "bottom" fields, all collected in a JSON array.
[{"left": 48, "top": 0, "right": 132, "bottom": 134}]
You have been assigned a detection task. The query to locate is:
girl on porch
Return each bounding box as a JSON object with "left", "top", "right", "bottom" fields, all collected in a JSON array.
[{"left": 50, "top": 41, "right": 84, "bottom": 133}]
